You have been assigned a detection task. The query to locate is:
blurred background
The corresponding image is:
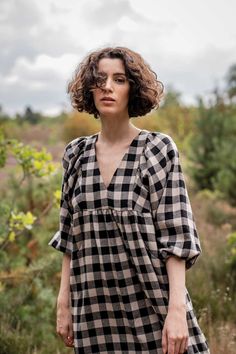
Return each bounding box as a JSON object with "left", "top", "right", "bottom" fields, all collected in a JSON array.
[{"left": 0, "top": 0, "right": 236, "bottom": 353}]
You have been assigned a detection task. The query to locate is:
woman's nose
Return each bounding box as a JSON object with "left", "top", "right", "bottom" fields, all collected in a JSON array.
[{"left": 103, "top": 78, "right": 113, "bottom": 91}]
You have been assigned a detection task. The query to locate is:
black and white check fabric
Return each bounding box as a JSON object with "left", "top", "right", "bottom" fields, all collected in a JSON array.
[{"left": 49, "top": 130, "right": 210, "bottom": 353}]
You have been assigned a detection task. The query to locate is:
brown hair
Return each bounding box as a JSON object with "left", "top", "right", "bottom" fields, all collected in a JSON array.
[{"left": 67, "top": 46, "right": 164, "bottom": 119}]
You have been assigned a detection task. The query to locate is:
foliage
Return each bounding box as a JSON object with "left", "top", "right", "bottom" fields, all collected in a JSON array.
[
  {"left": 0, "top": 254, "right": 69, "bottom": 354},
  {"left": 189, "top": 96, "right": 236, "bottom": 205},
  {"left": 0, "top": 104, "right": 11, "bottom": 123},
  {"left": 62, "top": 111, "right": 101, "bottom": 142},
  {"left": 227, "top": 232, "right": 236, "bottom": 276},
  {"left": 151, "top": 87, "right": 199, "bottom": 152},
  {"left": 0, "top": 131, "right": 67, "bottom": 353},
  {"left": 7, "top": 210, "right": 36, "bottom": 242},
  {"left": 226, "top": 63, "right": 236, "bottom": 102},
  {"left": 187, "top": 233, "right": 236, "bottom": 341},
  {"left": 187, "top": 62, "right": 236, "bottom": 206},
  {"left": 15, "top": 106, "right": 43, "bottom": 125},
  {"left": 195, "top": 189, "right": 236, "bottom": 227},
  {"left": 8, "top": 139, "right": 57, "bottom": 177},
  {"left": 0, "top": 132, "right": 60, "bottom": 251}
]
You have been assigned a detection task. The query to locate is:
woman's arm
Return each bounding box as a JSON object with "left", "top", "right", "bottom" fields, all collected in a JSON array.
[
  {"left": 57, "top": 253, "right": 71, "bottom": 306},
  {"left": 166, "top": 255, "right": 186, "bottom": 310},
  {"left": 56, "top": 253, "right": 74, "bottom": 347},
  {"left": 162, "top": 256, "right": 189, "bottom": 354}
]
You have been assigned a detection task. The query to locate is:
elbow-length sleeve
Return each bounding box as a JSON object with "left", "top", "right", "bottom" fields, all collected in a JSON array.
[
  {"left": 48, "top": 146, "right": 74, "bottom": 255},
  {"left": 146, "top": 133, "right": 202, "bottom": 269}
]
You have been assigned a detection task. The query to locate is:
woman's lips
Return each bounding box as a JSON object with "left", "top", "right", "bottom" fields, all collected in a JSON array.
[
  {"left": 101, "top": 97, "right": 115, "bottom": 101},
  {"left": 101, "top": 99, "right": 115, "bottom": 104}
]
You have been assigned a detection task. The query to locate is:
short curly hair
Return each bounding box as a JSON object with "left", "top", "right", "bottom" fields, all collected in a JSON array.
[{"left": 67, "top": 46, "right": 164, "bottom": 119}]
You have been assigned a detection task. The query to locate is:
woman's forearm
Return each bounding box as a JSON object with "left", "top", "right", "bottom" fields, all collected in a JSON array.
[
  {"left": 57, "top": 253, "right": 71, "bottom": 308},
  {"left": 165, "top": 256, "right": 186, "bottom": 310},
  {"left": 56, "top": 253, "right": 74, "bottom": 347},
  {"left": 162, "top": 256, "right": 189, "bottom": 353}
]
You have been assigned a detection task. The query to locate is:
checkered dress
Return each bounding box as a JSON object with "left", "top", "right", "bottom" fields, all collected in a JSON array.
[{"left": 49, "top": 130, "right": 210, "bottom": 353}]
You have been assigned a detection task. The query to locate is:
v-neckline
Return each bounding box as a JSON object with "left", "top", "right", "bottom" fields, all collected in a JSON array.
[{"left": 93, "top": 130, "right": 145, "bottom": 191}]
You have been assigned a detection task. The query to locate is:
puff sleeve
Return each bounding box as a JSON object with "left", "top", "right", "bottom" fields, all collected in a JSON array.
[
  {"left": 147, "top": 133, "right": 202, "bottom": 269},
  {"left": 48, "top": 146, "right": 73, "bottom": 254}
]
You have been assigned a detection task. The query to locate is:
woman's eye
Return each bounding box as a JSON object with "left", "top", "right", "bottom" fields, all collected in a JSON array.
[{"left": 115, "top": 78, "right": 126, "bottom": 83}]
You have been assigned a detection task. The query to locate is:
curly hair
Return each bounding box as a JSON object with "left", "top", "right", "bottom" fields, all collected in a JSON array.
[{"left": 67, "top": 46, "right": 164, "bottom": 119}]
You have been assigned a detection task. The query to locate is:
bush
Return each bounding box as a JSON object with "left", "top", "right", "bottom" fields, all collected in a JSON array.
[{"left": 189, "top": 98, "right": 236, "bottom": 205}]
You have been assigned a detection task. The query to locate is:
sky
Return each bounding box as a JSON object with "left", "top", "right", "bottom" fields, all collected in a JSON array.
[{"left": 1, "top": 0, "right": 236, "bottom": 116}]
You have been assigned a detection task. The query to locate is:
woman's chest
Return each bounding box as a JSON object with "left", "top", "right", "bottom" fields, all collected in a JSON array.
[
  {"left": 70, "top": 153, "right": 151, "bottom": 213},
  {"left": 95, "top": 146, "right": 131, "bottom": 190}
]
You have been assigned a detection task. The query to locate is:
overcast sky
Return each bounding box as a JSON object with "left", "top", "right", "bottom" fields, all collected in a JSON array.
[{"left": 1, "top": 0, "right": 236, "bottom": 116}]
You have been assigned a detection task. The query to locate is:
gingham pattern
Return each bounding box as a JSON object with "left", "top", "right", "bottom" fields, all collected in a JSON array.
[{"left": 49, "top": 130, "right": 210, "bottom": 353}]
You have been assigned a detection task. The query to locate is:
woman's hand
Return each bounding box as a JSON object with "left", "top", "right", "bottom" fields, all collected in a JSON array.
[
  {"left": 162, "top": 305, "right": 189, "bottom": 354},
  {"left": 56, "top": 302, "right": 74, "bottom": 347}
]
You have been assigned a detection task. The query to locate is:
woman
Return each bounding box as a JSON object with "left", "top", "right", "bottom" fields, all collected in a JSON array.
[{"left": 49, "top": 46, "right": 210, "bottom": 354}]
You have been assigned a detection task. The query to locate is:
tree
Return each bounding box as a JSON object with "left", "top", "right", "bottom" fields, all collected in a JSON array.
[
  {"left": 225, "top": 63, "right": 236, "bottom": 104},
  {"left": 21, "top": 106, "right": 42, "bottom": 124},
  {"left": 0, "top": 131, "right": 58, "bottom": 249},
  {"left": 0, "top": 105, "right": 10, "bottom": 122},
  {"left": 189, "top": 92, "right": 236, "bottom": 205}
]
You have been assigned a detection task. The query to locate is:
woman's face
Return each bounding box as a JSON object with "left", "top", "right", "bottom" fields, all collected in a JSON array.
[{"left": 92, "top": 58, "right": 130, "bottom": 118}]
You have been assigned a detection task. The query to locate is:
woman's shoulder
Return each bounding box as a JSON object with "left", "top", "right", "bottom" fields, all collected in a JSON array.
[
  {"left": 64, "top": 135, "right": 88, "bottom": 160},
  {"left": 60, "top": 136, "right": 88, "bottom": 173},
  {"left": 145, "top": 130, "right": 178, "bottom": 159}
]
